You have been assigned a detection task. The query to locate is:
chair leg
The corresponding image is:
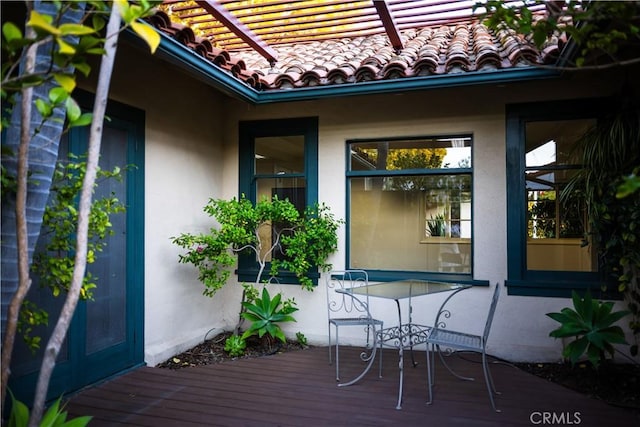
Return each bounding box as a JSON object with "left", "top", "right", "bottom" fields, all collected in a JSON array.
[
  {"left": 328, "top": 324, "right": 333, "bottom": 365},
  {"left": 481, "top": 351, "right": 500, "bottom": 412},
  {"left": 335, "top": 326, "right": 340, "bottom": 382},
  {"left": 378, "top": 324, "right": 383, "bottom": 378},
  {"left": 425, "top": 343, "right": 436, "bottom": 405}
]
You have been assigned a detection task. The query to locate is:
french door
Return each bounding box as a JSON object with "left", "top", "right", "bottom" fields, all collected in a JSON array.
[{"left": 9, "top": 96, "right": 144, "bottom": 405}]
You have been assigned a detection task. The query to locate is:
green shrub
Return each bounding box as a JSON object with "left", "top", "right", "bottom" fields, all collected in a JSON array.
[{"left": 547, "top": 290, "right": 630, "bottom": 368}]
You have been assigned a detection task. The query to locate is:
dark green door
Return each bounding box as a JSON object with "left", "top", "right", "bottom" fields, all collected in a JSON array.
[{"left": 9, "top": 97, "right": 144, "bottom": 405}]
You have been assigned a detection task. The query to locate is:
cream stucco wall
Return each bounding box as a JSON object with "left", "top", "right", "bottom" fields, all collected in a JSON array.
[
  {"left": 100, "top": 44, "right": 243, "bottom": 365},
  {"left": 96, "top": 42, "right": 636, "bottom": 366}
]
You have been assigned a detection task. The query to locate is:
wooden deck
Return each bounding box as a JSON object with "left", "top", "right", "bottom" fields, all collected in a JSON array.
[{"left": 66, "top": 346, "right": 638, "bottom": 427}]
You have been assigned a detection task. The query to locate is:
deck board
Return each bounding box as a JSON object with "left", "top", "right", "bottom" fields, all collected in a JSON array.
[{"left": 65, "top": 346, "right": 639, "bottom": 427}]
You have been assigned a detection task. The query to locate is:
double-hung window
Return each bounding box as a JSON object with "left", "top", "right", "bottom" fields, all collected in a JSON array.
[
  {"left": 238, "top": 117, "right": 319, "bottom": 284},
  {"left": 347, "top": 135, "right": 473, "bottom": 282},
  {"left": 506, "top": 99, "right": 608, "bottom": 297}
]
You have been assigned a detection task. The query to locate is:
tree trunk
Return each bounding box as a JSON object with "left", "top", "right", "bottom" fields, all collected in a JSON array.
[
  {"left": 0, "top": 0, "right": 83, "bottom": 411},
  {"left": 27, "top": 4, "right": 123, "bottom": 425}
]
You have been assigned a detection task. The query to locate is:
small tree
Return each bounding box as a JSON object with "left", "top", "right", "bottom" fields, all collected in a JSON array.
[
  {"left": 172, "top": 195, "right": 343, "bottom": 332},
  {"left": 1, "top": 1, "right": 160, "bottom": 423}
]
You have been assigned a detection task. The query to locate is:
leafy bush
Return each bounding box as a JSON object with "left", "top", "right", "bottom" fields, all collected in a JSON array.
[
  {"left": 241, "top": 287, "right": 298, "bottom": 344},
  {"left": 547, "top": 290, "right": 630, "bottom": 368},
  {"left": 172, "top": 195, "right": 343, "bottom": 297}
]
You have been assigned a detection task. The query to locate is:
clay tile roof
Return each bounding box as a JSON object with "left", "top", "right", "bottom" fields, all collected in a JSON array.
[{"left": 148, "top": 2, "right": 560, "bottom": 92}]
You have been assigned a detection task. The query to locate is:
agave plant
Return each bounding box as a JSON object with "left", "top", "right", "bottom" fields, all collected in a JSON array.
[
  {"left": 546, "top": 290, "right": 630, "bottom": 368},
  {"left": 240, "top": 287, "right": 298, "bottom": 344}
]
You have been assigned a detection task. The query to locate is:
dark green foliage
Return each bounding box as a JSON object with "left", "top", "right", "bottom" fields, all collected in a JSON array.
[
  {"left": 547, "top": 290, "right": 629, "bottom": 368},
  {"left": 561, "top": 106, "right": 640, "bottom": 356}
]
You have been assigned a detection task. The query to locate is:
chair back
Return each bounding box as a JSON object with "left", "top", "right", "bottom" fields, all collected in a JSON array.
[
  {"left": 326, "top": 270, "right": 371, "bottom": 319},
  {"left": 482, "top": 283, "right": 501, "bottom": 344}
]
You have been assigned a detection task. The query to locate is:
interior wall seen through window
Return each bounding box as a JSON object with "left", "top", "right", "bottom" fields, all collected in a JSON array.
[
  {"left": 348, "top": 136, "right": 472, "bottom": 275},
  {"left": 525, "top": 119, "right": 597, "bottom": 272}
]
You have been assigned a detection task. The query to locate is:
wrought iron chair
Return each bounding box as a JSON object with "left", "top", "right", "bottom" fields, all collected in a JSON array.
[
  {"left": 425, "top": 282, "right": 502, "bottom": 411},
  {"left": 326, "top": 270, "right": 383, "bottom": 381}
]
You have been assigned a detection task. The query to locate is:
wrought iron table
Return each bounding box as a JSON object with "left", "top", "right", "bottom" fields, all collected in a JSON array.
[{"left": 337, "top": 279, "right": 471, "bottom": 409}]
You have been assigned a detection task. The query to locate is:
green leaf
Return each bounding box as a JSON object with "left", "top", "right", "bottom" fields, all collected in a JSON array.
[
  {"left": 35, "top": 98, "right": 53, "bottom": 118},
  {"left": 72, "top": 60, "right": 92, "bottom": 77},
  {"left": 54, "top": 73, "right": 76, "bottom": 93},
  {"left": 64, "top": 416, "right": 93, "bottom": 427},
  {"left": 56, "top": 38, "right": 76, "bottom": 55},
  {"left": 65, "top": 97, "right": 81, "bottom": 122},
  {"left": 131, "top": 21, "right": 160, "bottom": 54},
  {"left": 27, "top": 10, "right": 60, "bottom": 36},
  {"left": 2, "top": 21, "right": 22, "bottom": 42},
  {"left": 8, "top": 391, "right": 29, "bottom": 427},
  {"left": 68, "top": 112, "right": 92, "bottom": 128},
  {"left": 49, "top": 87, "right": 69, "bottom": 104},
  {"left": 58, "top": 23, "right": 96, "bottom": 36},
  {"left": 39, "top": 396, "right": 62, "bottom": 427}
]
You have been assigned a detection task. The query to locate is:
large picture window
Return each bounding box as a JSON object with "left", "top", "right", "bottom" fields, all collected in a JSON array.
[
  {"left": 238, "top": 117, "right": 318, "bottom": 283},
  {"left": 347, "top": 136, "right": 472, "bottom": 280},
  {"left": 506, "top": 99, "right": 607, "bottom": 297}
]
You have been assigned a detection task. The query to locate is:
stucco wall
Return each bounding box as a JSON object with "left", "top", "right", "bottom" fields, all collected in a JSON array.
[
  {"left": 100, "top": 43, "right": 636, "bottom": 366},
  {"left": 215, "top": 69, "right": 636, "bottom": 363},
  {"left": 102, "top": 44, "right": 243, "bottom": 365}
]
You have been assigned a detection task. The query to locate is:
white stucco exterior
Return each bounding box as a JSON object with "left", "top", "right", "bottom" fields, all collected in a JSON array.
[{"left": 103, "top": 44, "right": 637, "bottom": 366}]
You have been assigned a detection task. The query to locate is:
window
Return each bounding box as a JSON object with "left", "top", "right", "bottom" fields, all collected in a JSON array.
[
  {"left": 238, "top": 117, "right": 318, "bottom": 283},
  {"left": 506, "top": 99, "right": 609, "bottom": 297},
  {"left": 347, "top": 136, "right": 472, "bottom": 281}
]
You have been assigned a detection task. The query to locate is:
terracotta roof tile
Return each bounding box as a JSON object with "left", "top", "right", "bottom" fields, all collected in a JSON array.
[{"left": 146, "top": 10, "right": 559, "bottom": 92}]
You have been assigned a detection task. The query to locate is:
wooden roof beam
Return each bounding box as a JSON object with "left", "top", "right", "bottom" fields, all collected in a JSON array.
[
  {"left": 195, "top": 0, "right": 278, "bottom": 65},
  {"left": 373, "top": 0, "right": 403, "bottom": 52}
]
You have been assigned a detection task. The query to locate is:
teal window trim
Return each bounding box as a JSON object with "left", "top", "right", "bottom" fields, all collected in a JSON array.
[
  {"left": 237, "top": 117, "right": 319, "bottom": 285},
  {"left": 505, "top": 97, "right": 620, "bottom": 299},
  {"left": 345, "top": 134, "right": 476, "bottom": 285}
]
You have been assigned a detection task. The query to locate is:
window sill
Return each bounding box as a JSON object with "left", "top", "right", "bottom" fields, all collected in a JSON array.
[
  {"left": 419, "top": 237, "right": 471, "bottom": 244},
  {"left": 506, "top": 279, "right": 621, "bottom": 299}
]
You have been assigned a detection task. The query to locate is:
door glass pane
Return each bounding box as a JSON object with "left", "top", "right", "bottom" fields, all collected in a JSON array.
[{"left": 85, "top": 126, "right": 127, "bottom": 354}]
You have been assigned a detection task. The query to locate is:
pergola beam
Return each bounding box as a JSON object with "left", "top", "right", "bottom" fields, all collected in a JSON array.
[
  {"left": 373, "top": 0, "right": 403, "bottom": 52},
  {"left": 195, "top": 0, "right": 278, "bottom": 64}
]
